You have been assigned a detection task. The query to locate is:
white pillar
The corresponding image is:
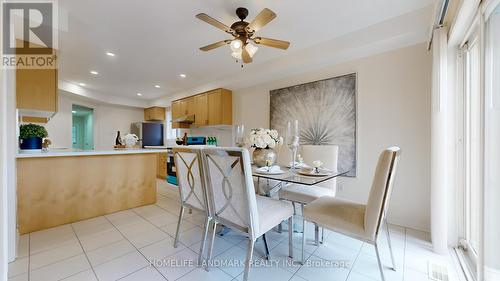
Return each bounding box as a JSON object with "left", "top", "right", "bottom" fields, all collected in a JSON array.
[{"left": 431, "top": 27, "right": 449, "bottom": 254}]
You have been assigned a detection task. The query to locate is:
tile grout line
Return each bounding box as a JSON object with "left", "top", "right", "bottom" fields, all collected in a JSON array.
[
  {"left": 149, "top": 190, "right": 236, "bottom": 280},
  {"left": 343, "top": 242, "right": 364, "bottom": 281},
  {"left": 69, "top": 224, "right": 100, "bottom": 281},
  {"left": 103, "top": 215, "right": 169, "bottom": 281},
  {"left": 130, "top": 207, "right": 203, "bottom": 249},
  {"left": 402, "top": 226, "right": 407, "bottom": 279}
]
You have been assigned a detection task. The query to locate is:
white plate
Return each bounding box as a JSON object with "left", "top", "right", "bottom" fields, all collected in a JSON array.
[
  {"left": 285, "top": 163, "right": 310, "bottom": 169},
  {"left": 297, "top": 168, "right": 333, "bottom": 177},
  {"left": 254, "top": 169, "right": 286, "bottom": 175}
]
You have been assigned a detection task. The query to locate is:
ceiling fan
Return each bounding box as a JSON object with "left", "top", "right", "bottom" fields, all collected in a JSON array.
[{"left": 196, "top": 7, "right": 290, "bottom": 64}]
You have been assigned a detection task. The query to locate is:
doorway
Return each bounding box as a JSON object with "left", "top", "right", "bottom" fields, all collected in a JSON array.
[{"left": 72, "top": 105, "right": 94, "bottom": 150}]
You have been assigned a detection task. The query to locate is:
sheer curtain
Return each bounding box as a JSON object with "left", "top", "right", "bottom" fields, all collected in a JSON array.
[{"left": 484, "top": 4, "right": 500, "bottom": 280}]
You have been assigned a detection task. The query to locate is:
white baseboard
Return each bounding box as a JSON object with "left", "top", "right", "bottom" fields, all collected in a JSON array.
[
  {"left": 387, "top": 217, "right": 430, "bottom": 233},
  {"left": 485, "top": 266, "right": 500, "bottom": 281}
]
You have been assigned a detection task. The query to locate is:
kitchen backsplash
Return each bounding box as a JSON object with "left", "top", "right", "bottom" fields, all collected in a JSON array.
[{"left": 189, "top": 125, "right": 233, "bottom": 147}]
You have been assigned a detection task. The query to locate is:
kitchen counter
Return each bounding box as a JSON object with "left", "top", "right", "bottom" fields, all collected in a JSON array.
[
  {"left": 17, "top": 148, "right": 161, "bottom": 233},
  {"left": 16, "top": 148, "right": 169, "bottom": 158}
]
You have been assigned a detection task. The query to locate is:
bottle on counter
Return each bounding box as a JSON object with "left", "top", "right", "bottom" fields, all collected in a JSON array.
[
  {"left": 182, "top": 132, "right": 188, "bottom": 145},
  {"left": 115, "top": 131, "right": 122, "bottom": 145},
  {"left": 207, "top": 136, "right": 217, "bottom": 146}
]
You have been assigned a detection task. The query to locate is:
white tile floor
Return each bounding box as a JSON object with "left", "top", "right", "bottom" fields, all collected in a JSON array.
[{"left": 8, "top": 180, "right": 462, "bottom": 281}]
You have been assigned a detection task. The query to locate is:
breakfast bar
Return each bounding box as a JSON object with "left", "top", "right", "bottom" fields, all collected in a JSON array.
[{"left": 16, "top": 149, "right": 167, "bottom": 234}]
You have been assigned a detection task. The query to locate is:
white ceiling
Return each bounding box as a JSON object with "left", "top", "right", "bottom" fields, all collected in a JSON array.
[{"left": 57, "top": 0, "right": 436, "bottom": 104}]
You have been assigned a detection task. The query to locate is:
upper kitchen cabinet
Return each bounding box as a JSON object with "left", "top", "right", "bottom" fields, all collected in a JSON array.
[
  {"left": 193, "top": 93, "right": 208, "bottom": 125},
  {"left": 144, "top": 106, "right": 166, "bottom": 121},
  {"left": 16, "top": 40, "right": 58, "bottom": 118},
  {"left": 16, "top": 68, "right": 58, "bottom": 117},
  {"left": 207, "top": 89, "right": 232, "bottom": 125},
  {"left": 171, "top": 88, "right": 232, "bottom": 127}
]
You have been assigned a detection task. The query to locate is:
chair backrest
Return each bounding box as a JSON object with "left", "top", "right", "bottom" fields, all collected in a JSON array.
[
  {"left": 364, "top": 147, "right": 401, "bottom": 241},
  {"left": 173, "top": 147, "right": 208, "bottom": 213},
  {"left": 301, "top": 145, "right": 339, "bottom": 190},
  {"left": 202, "top": 147, "right": 259, "bottom": 238}
]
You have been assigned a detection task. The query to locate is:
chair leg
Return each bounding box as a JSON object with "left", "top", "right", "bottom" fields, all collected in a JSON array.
[
  {"left": 320, "top": 227, "right": 324, "bottom": 244},
  {"left": 374, "top": 242, "right": 386, "bottom": 281},
  {"left": 243, "top": 238, "right": 255, "bottom": 281},
  {"left": 262, "top": 234, "right": 270, "bottom": 260},
  {"left": 197, "top": 217, "right": 210, "bottom": 267},
  {"left": 288, "top": 216, "right": 293, "bottom": 259},
  {"left": 384, "top": 220, "right": 396, "bottom": 271},
  {"left": 205, "top": 220, "right": 218, "bottom": 271},
  {"left": 174, "top": 205, "right": 185, "bottom": 248},
  {"left": 301, "top": 219, "right": 307, "bottom": 265},
  {"left": 314, "top": 223, "right": 319, "bottom": 246}
]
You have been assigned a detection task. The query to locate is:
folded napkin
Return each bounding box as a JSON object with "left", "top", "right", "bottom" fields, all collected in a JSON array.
[
  {"left": 288, "top": 162, "right": 309, "bottom": 168},
  {"left": 302, "top": 166, "right": 334, "bottom": 174},
  {"left": 256, "top": 165, "right": 283, "bottom": 173}
]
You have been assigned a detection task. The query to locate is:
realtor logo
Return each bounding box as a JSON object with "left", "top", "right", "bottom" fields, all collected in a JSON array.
[{"left": 2, "top": 1, "right": 57, "bottom": 69}]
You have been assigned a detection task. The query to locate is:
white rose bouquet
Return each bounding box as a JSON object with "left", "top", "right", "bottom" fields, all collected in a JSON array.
[{"left": 249, "top": 128, "right": 283, "bottom": 149}]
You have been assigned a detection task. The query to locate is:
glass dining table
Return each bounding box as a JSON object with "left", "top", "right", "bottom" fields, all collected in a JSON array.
[{"left": 252, "top": 165, "right": 349, "bottom": 197}]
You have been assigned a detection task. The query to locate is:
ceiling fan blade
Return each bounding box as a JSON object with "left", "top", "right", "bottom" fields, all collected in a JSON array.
[
  {"left": 242, "top": 47, "right": 252, "bottom": 63},
  {"left": 253, "top": 37, "right": 290, "bottom": 50},
  {"left": 246, "top": 8, "right": 276, "bottom": 33},
  {"left": 195, "top": 13, "right": 233, "bottom": 33},
  {"left": 199, "top": 40, "right": 231, "bottom": 51}
]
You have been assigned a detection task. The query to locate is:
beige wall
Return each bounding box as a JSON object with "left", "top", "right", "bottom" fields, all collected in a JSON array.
[
  {"left": 233, "top": 43, "right": 432, "bottom": 231},
  {"left": 45, "top": 92, "right": 144, "bottom": 150}
]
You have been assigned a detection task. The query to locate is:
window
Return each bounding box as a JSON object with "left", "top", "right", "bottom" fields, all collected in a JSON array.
[
  {"left": 72, "top": 126, "right": 77, "bottom": 144},
  {"left": 456, "top": 2, "right": 500, "bottom": 279},
  {"left": 461, "top": 36, "right": 481, "bottom": 273},
  {"left": 165, "top": 109, "right": 177, "bottom": 140}
]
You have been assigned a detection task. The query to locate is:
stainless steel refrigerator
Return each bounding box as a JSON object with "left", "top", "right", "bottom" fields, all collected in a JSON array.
[{"left": 131, "top": 122, "right": 164, "bottom": 147}]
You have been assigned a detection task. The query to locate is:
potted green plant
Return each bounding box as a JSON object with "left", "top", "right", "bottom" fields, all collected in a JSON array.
[{"left": 19, "top": 123, "right": 48, "bottom": 150}]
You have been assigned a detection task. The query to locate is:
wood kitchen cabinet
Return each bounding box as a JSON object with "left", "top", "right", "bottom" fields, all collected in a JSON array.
[
  {"left": 144, "top": 106, "right": 165, "bottom": 121},
  {"left": 16, "top": 69, "right": 58, "bottom": 114},
  {"left": 157, "top": 152, "right": 167, "bottom": 179},
  {"left": 171, "top": 100, "right": 189, "bottom": 129},
  {"left": 171, "top": 88, "right": 232, "bottom": 127},
  {"left": 194, "top": 93, "right": 208, "bottom": 125},
  {"left": 207, "top": 89, "right": 232, "bottom": 125},
  {"left": 16, "top": 40, "right": 58, "bottom": 118}
]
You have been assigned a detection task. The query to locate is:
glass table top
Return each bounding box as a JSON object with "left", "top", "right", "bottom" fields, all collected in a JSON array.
[{"left": 252, "top": 165, "right": 349, "bottom": 186}]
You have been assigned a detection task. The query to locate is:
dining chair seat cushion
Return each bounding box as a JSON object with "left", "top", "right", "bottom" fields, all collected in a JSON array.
[
  {"left": 279, "top": 184, "right": 336, "bottom": 205},
  {"left": 256, "top": 195, "right": 294, "bottom": 236},
  {"left": 303, "top": 196, "right": 367, "bottom": 240}
]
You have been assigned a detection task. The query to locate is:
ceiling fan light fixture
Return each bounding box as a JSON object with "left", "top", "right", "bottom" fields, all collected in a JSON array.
[
  {"left": 230, "top": 39, "right": 242, "bottom": 52},
  {"left": 245, "top": 43, "right": 258, "bottom": 57},
  {"left": 231, "top": 43, "right": 258, "bottom": 60},
  {"left": 231, "top": 51, "right": 242, "bottom": 60}
]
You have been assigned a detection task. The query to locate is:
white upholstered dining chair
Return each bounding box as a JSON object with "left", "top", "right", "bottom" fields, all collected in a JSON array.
[
  {"left": 202, "top": 147, "right": 294, "bottom": 281},
  {"left": 279, "top": 144, "right": 339, "bottom": 243},
  {"left": 172, "top": 147, "right": 211, "bottom": 266},
  {"left": 301, "top": 147, "right": 401, "bottom": 281}
]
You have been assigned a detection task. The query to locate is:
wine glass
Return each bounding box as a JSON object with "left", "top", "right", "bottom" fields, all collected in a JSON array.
[
  {"left": 286, "top": 120, "right": 300, "bottom": 170},
  {"left": 235, "top": 125, "right": 246, "bottom": 147}
]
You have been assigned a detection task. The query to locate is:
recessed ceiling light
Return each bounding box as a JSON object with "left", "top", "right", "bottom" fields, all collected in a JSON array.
[
  {"left": 72, "top": 110, "right": 77, "bottom": 113},
  {"left": 78, "top": 82, "right": 86, "bottom": 86},
  {"left": 90, "top": 70, "right": 99, "bottom": 75},
  {"left": 155, "top": 85, "right": 161, "bottom": 88},
  {"left": 106, "top": 52, "right": 115, "bottom": 57},
  {"left": 179, "top": 74, "right": 186, "bottom": 78},
  {"left": 137, "top": 93, "right": 142, "bottom": 96}
]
